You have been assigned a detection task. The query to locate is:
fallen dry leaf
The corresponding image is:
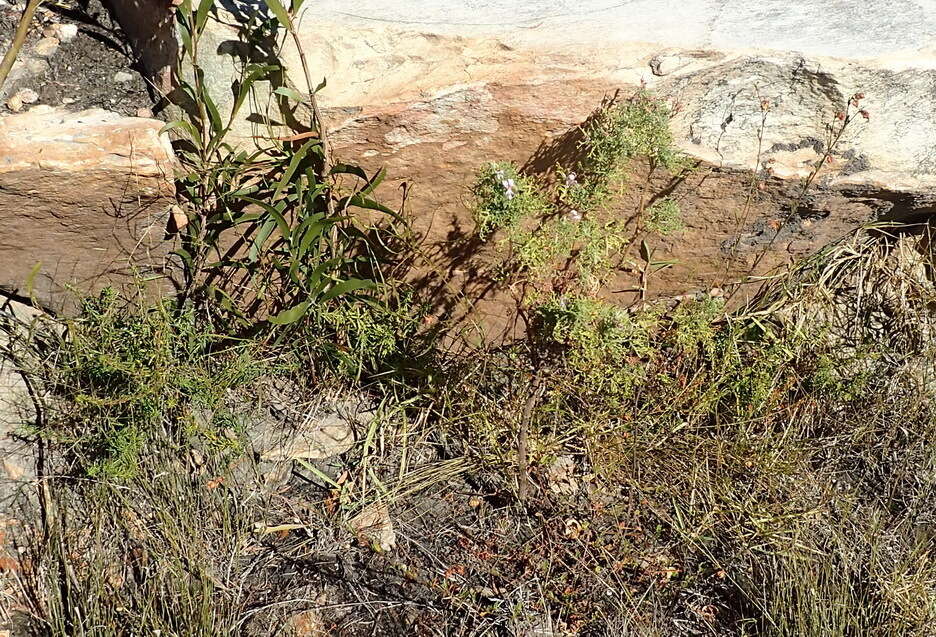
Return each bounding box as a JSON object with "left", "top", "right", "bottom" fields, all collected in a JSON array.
[
  {"left": 350, "top": 501, "right": 396, "bottom": 552},
  {"left": 205, "top": 476, "right": 224, "bottom": 490}
]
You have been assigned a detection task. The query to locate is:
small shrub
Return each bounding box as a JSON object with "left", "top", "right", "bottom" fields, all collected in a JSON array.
[
  {"left": 669, "top": 296, "right": 724, "bottom": 357},
  {"left": 44, "top": 289, "right": 266, "bottom": 478},
  {"left": 534, "top": 293, "right": 656, "bottom": 400},
  {"left": 582, "top": 90, "right": 687, "bottom": 177},
  {"left": 471, "top": 161, "right": 549, "bottom": 239},
  {"left": 646, "top": 197, "right": 684, "bottom": 235},
  {"left": 316, "top": 289, "right": 430, "bottom": 379}
]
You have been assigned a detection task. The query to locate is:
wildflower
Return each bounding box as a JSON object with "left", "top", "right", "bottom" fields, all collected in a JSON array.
[
  {"left": 860, "top": 109, "right": 870, "bottom": 120},
  {"left": 760, "top": 98, "right": 771, "bottom": 112},
  {"left": 835, "top": 111, "right": 846, "bottom": 121},
  {"left": 567, "top": 209, "right": 582, "bottom": 222},
  {"left": 494, "top": 169, "right": 505, "bottom": 180},
  {"left": 564, "top": 172, "right": 578, "bottom": 187},
  {"left": 502, "top": 178, "right": 516, "bottom": 200}
]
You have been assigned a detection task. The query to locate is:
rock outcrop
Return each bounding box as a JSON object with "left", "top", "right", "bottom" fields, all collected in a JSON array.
[
  {"left": 110, "top": 0, "right": 936, "bottom": 336},
  {"left": 0, "top": 107, "right": 176, "bottom": 311}
]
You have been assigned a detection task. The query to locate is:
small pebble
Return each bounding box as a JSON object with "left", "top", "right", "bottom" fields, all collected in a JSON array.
[
  {"left": 17, "top": 88, "right": 38, "bottom": 104},
  {"left": 6, "top": 94, "right": 23, "bottom": 112},
  {"left": 135, "top": 107, "right": 154, "bottom": 118},
  {"left": 55, "top": 23, "right": 78, "bottom": 42},
  {"left": 32, "top": 36, "right": 59, "bottom": 58},
  {"left": 61, "top": 97, "right": 75, "bottom": 105},
  {"left": 25, "top": 58, "right": 47, "bottom": 74},
  {"left": 6, "top": 88, "right": 37, "bottom": 112},
  {"left": 113, "top": 71, "right": 135, "bottom": 83}
]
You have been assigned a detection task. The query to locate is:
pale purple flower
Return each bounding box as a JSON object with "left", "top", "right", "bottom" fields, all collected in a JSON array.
[{"left": 502, "top": 178, "right": 516, "bottom": 200}]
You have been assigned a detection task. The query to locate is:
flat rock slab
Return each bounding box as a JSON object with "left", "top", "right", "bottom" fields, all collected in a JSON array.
[
  {"left": 115, "top": 1, "right": 936, "bottom": 191},
  {"left": 310, "top": 0, "right": 936, "bottom": 60},
  {"left": 0, "top": 107, "right": 176, "bottom": 311},
  {"left": 0, "top": 297, "right": 44, "bottom": 502}
]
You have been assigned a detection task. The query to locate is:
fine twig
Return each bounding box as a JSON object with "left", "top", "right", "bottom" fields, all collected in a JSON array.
[{"left": 517, "top": 379, "right": 545, "bottom": 501}]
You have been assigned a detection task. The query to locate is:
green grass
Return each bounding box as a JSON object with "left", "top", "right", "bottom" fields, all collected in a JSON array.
[{"left": 428, "top": 225, "right": 936, "bottom": 634}]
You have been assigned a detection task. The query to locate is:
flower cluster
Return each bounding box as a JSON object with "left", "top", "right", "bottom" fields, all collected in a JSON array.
[{"left": 836, "top": 92, "right": 870, "bottom": 122}]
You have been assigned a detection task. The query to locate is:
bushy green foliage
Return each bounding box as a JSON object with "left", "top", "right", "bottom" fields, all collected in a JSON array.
[
  {"left": 669, "top": 296, "right": 724, "bottom": 356},
  {"left": 582, "top": 90, "right": 687, "bottom": 177},
  {"left": 533, "top": 293, "right": 656, "bottom": 401},
  {"left": 646, "top": 197, "right": 684, "bottom": 235},
  {"left": 535, "top": 293, "right": 656, "bottom": 359},
  {"left": 317, "top": 290, "right": 430, "bottom": 379},
  {"left": 474, "top": 89, "right": 691, "bottom": 307},
  {"left": 45, "top": 289, "right": 264, "bottom": 478},
  {"left": 471, "top": 161, "right": 548, "bottom": 239},
  {"left": 554, "top": 90, "right": 690, "bottom": 213}
]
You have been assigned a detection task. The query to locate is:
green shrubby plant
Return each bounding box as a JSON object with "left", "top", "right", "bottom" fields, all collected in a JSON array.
[
  {"left": 317, "top": 290, "right": 430, "bottom": 379},
  {"left": 167, "top": 0, "right": 398, "bottom": 335},
  {"left": 471, "top": 161, "right": 549, "bottom": 239},
  {"left": 669, "top": 296, "right": 724, "bottom": 357},
  {"left": 472, "top": 89, "right": 690, "bottom": 304},
  {"left": 534, "top": 293, "right": 656, "bottom": 359},
  {"left": 562, "top": 90, "right": 690, "bottom": 212},
  {"left": 646, "top": 197, "right": 684, "bottom": 235},
  {"left": 582, "top": 90, "right": 688, "bottom": 176},
  {"left": 44, "top": 289, "right": 265, "bottom": 478}
]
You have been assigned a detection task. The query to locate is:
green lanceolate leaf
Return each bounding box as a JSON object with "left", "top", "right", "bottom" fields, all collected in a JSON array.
[
  {"left": 359, "top": 166, "right": 386, "bottom": 197},
  {"left": 239, "top": 197, "right": 291, "bottom": 240},
  {"left": 639, "top": 239, "right": 652, "bottom": 263},
  {"left": 295, "top": 216, "right": 328, "bottom": 257},
  {"left": 343, "top": 193, "right": 403, "bottom": 222},
  {"left": 305, "top": 257, "right": 345, "bottom": 295},
  {"left": 330, "top": 163, "right": 368, "bottom": 180},
  {"left": 160, "top": 120, "right": 201, "bottom": 145},
  {"left": 24, "top": 262, "right": 42, "bottom": 302},
  {"left": 231, "top": 64, "right": 279, "bottom": 122},
  {"left": 268, "top": 301, "right": 311, "bottom": 325},
  {"left": 249, "top": 218, "right": 277, "bottom": 262},
  {"left": 177, "top": 19, "right": 193, "bottom": 57},
  {"left": 200, "top": 81, "right": 224, "bottom": 137},
  {"left": 195, "top": 0, "right": 214, "bottom": 32},
  {"left": 172, "top": 248, "right": 194, "bottom": 271},
  {"left": 273, "top": 86, "right": 306, "bottom": 103},
  {"left": 273, "top": 138, "right": 318, "bottom": 200},
  {"left": 263, "top": 0, "right": 291, "bottom": 29},
  {"left": 322, "top": 278, "right": 378, "bottom": 301},
  {"left": 223, "top": 210, "right": 262, "bottom": 226}
]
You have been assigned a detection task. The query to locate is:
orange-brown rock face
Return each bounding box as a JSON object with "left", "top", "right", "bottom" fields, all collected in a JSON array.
[
  {"left": 0, "top": 107, "right": 176, "bottom": 311},
  {"left": 107, "top": 1, "right": 936, "bottom": 339}
]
